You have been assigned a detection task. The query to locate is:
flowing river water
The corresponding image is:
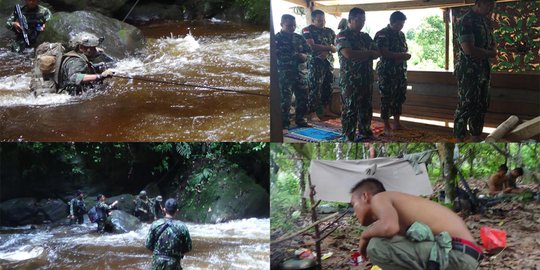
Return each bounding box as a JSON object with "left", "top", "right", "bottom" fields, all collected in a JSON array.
[
  {"left": 0, "top": 21, "right": 269, "bottom": 141},
  {"left": 0, "top": 218, "right": 269, "bottom": 270}
]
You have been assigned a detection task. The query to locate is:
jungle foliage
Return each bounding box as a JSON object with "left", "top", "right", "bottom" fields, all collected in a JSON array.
[{"left": 271, "top": 143, "right": 539, "bottom": 230}]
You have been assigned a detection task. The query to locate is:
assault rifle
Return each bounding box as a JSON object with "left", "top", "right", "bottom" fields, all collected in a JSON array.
[{"left": 15, "top": 4, "right": 30, "bottom": 46}]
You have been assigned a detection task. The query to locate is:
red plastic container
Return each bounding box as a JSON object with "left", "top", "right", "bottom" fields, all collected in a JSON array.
[{"left": 480, "top": 226, "right": 507, "bottom": 250}]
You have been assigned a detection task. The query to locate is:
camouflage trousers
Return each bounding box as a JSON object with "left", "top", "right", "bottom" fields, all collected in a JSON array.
[
  {"left": 308, "top": 58, "right": 334, "bottom": 112},
  {"left": 453, "top": 71, "right": 490, "bottom": 138},
  {"left": 97, "top": 217, "right": 113, "bottom": 233},
  {"left": 341, "top": 83, "right": 373, "bottom": 141},
  {"left": 279, "top": 70, "right": 308, "bottom": 127},
  {"left": 151, "top": 255, "right": 183, "bottom": 270},
  {"left": 378, "top": 75, "right": 407, "bottom": 120},
  {"left": 9, "top": 38, "right": 27, "bottom": 53}
]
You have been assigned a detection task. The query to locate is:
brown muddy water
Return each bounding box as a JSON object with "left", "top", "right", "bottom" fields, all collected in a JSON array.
[
  {"left": 0, "top": 218, "right": 269, "bottom": 269},
  {"left": 0, "top": 21, "right": 269, "bottom": 141}
]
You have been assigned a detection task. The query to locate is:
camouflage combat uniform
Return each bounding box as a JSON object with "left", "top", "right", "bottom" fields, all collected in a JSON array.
[
  {"left": 5, "top": 4, "right": 51, "bottom": 53},
  {"left": 453, "top": 9, "right": 495, "bottom": 138},
  {"left": 337, "top": 29, "right": 376, "bottom": 141},
  {"left": 96, "top": 201, "right": 114, "bottom": 233},
  {"left": 275, "top": 30, "right": 311, "bottom": 128},
  {"left": 151, "top": 199, "right": 165, "bottom": 220},
  {"left": 58, "top": 51, "right": 100, "bottom": 95},
  {"left": 69, "top": 197, "right": 86, "bottom": 225},
  {"left": 374, "top": 25, "right": 408, "bottom": 120},
  {"left": 146, "top": 218, "right": 192, "bottom": 270},
  {"left": 302, "top": 25, "right": 336, "bottom": 113},
  {"left": 134, "top": 196, "right": 153, "bottom": 222}
]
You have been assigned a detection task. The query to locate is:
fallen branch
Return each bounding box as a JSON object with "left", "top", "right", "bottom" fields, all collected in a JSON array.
[{"left": 271, "top": 212, "right": 340, "bottom": 245}]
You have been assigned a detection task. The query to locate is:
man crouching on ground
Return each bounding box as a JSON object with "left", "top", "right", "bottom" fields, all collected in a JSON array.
[{"left": 350, "top": 178, "right": 483, "bottom": 270}]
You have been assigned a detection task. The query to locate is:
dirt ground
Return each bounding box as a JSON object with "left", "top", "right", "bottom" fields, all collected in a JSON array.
[{"left": 271, "top": 180, "right": 540, "bottom": 270}]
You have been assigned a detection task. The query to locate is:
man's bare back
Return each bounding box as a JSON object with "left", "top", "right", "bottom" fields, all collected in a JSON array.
[{"left": 373, "top": 191, "right": 475, "bottom": 243}]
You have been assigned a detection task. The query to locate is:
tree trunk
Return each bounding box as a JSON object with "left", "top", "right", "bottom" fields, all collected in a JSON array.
[
  {"left": 437, "top": 143, "right": 456, "bottom": 204},
  {"left": 468, "top": 146, "right": 474, "bottom": 178},
  {"left": 299, "top": 158, "right": 307, "bottom": 212}
]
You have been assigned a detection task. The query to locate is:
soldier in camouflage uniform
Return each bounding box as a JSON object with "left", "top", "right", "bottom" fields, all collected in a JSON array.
[
  {"left": 95, "top": 194, "right": 118, "bottom": 233},
  {"left": 146, "top": 198, "right": 192, "bottom": 270},
  {"left": 69, "top": 190, "right": 86, "bottom": 225},
  {"left": 151, "top": 195, "right": 165, "bottom": 220},
  {"left": 453, "top": 0, "right": 496, "bottom": 142},
  {"left": 302, "top": 10, "right": 337, "bottom": 121},
  {"left": 275, "top": 14, "right": 311, "bottom": 130},
  {"left": 58, "top": 32, "right": 114, "bottom": 95},
  {"left": 134, "top": 190, "right": 153, "bottom": 222},
  {"left": 5, "top": 0, "right": 51, "bottom": 53},
  {"left": 374, "top": 11, "right": 412, "bottom": 136},
  {"left": 337, "top": 8, "right": 380, "bottom": 142}
]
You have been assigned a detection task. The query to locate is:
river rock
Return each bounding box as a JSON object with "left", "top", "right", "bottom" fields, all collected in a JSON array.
[
  {"left": 37, "top": 11, "right": 146, "bottom": 59},
  {"left": 178, "top": 164, "right": 269, "bottom": 223},
  {"left": 109, "top": 210, "right": 141, "bottom": 233},
  {"left": 37, "top": 199, "right": 67, "bottom": 223},
  {"left": 108, "top": 194, "right": 136, "bottom": 214},
  {"left": 0, "top": 198, "right": 38, "bottom": 226}
]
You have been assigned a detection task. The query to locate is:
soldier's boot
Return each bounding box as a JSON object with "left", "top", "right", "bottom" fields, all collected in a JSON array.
[
  {"left": 323, "top": 104, "right": 338, "bottom": 118},
  {"left": 392, "top": 115, "right": 404, "bottom": 130},
  {"left": 383, "top": 119, "right": 393, "bottom": 136},
  {"left": 295, "top": 119, "right": 311, "bottom": 128},
  {"left": 309, "top": 112, "right": 321, "bottom": 122}
]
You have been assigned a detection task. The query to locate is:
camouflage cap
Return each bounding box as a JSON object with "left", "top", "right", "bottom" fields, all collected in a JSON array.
[
  {"left": 72, "top": 32, "right": 103, "bottom": 47},
  {"left": 139, "top": 190, "right": 147, "bottom": 196},
  {"left": 156, "top": 195, "right": 163, "bottom": 202}
]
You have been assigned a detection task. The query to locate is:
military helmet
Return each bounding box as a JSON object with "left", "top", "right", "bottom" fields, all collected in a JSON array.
[
  {"left": 155, "top": 195, "right": 163, "bottom": 202},
  {"left": 139, "top": 190, "right": 147, "bottom": 196},
  {"left": 72, "top": 32, "right": 103, "bottom": 47}
]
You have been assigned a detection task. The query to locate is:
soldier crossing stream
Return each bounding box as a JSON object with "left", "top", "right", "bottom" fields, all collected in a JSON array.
[{"left": 0, "top": 21, "right": 269, "bottom": 141}]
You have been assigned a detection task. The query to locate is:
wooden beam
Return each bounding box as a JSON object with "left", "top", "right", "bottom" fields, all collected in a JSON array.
[
  {"left": 311, "top": 0, "right": 519, "bottom": 13},
  {"left": 270, "top": 212, "right": 340, "bottom": 244},
  {"left": 286, "top": 0, "right": 309, "bottom": 7}
]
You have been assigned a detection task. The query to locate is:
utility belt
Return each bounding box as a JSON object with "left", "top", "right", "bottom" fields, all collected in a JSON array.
[{"left": 451, "top": 237, "right": 484, "bottom": 262}]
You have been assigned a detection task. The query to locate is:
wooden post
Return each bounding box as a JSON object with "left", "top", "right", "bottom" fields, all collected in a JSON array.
[
  {"left": 270, "top": 5, "right": 283, "bottom": 142},
  {"left": 444, "top": 8, "right": 450, "bottom": 71},
  {"left": 308, "top": 174, "right": 322, "bottom": 269}
]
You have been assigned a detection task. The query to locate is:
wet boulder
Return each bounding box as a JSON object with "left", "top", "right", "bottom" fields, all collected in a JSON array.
[
  {"left": 178, "top": 163, "right": 270, "bottom": 223},
  {"left": 0, "top": 198, "right": 38, "bottom": 226},
  {"left": 37, "top": 11, "right": 146, "bottom": 59},
  {"left": 37, "top": 199, "right": 67, "bottom": 223},
  {"left": 108, "top": 194, "right": 136, "bottom": 214},
  {"left": 109, "top": 210, "right": 141, "bottom": 233}
]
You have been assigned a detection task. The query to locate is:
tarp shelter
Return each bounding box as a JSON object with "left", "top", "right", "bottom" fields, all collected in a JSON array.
[{"left": 306, "top": 156, "right": 433, "bottom": 202}]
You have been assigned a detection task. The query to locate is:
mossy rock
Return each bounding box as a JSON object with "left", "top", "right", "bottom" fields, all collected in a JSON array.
[
  {"left": 178, "top": 163, "right": 269, "bottom": 223},
  {"left": 37, "top": 11, "right": 146, "bottom": 59}
]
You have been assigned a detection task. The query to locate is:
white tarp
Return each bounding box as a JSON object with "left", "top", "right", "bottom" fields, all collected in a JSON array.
[{"left": 306, "top": 158, "right": 433, "bottom": 202}]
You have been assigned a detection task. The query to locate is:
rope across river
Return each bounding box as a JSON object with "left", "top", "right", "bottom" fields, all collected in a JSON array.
[{"left": 113, "top": 74, "right": 269, "bottom": 97}]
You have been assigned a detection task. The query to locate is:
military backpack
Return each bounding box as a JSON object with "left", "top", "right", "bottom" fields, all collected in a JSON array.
[{"left": 29, "top": 42, "right": 89, "bottom": 96}]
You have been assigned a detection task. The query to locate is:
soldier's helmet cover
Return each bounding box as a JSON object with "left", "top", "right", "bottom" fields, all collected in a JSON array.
[{"left": 72, "top": 32, "right": 103, "bottom": 47}]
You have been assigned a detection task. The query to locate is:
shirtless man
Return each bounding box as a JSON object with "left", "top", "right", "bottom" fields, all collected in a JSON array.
[
  {"left": 488, "top": 164, "right": 509, "bottom": 195},
  {"left": 350, "top": 178, "right": 483, "bottom": 270}
]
